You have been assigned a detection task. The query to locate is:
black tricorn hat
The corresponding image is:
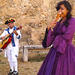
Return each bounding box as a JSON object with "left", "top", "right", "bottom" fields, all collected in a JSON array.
[
  {"left": 5, "top": 20, "right": 10, "bottom": 24},
  {"left": 9, "top": 19, "right": 15, "bottom": 23},
  {"left": 5, "top": 19, "right": 15, "bottom": 24}
]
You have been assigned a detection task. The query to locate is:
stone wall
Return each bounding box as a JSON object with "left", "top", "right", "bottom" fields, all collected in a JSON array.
[{"left": 0, "top": 0, "right": 75, "bottom": 45}]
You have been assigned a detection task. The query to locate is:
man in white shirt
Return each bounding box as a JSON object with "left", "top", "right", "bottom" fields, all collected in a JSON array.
[{"left": 0, "top": 19, "right": 21, "bottom": 75}]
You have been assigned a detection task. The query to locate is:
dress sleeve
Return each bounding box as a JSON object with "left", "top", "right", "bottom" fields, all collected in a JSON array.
[
  {"left": 53, "top": 23, "right": 75, "bottom": 54},
  {"left": 42, "top": 28, "right": 56, "bottom": 48}
]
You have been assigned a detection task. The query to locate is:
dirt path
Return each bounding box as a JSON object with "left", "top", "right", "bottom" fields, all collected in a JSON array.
[{"left": 0, "top": 50, "right": 48, "bottom": 75}]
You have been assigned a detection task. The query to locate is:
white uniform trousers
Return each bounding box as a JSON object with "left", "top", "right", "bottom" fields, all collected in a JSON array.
[{"left": 6, "top": 47, "right": 18, "bottom": 72}]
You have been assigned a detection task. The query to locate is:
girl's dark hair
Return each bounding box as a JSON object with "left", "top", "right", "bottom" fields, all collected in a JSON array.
[{"left": 56, "top": 1, "right": 72, "bottom": 27}]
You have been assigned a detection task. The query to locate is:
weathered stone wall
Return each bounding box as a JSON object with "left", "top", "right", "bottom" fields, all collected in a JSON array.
[{"left": 0, "top": 0, "right": 75, "bottom": 45}]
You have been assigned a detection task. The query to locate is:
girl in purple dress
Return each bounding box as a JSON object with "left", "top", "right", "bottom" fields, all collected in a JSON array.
[{"left": 38, "top": 1, "right": 75, "bottom": 75}]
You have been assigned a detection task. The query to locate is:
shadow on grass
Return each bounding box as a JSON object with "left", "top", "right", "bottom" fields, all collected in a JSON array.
[{"left": 28, "top": 54, "right": 47, "bottom": 62}]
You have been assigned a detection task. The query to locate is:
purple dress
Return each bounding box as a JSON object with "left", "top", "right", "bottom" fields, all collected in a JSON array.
[{"left": 37, "top": 17, "right": 75, "bottom": 75}]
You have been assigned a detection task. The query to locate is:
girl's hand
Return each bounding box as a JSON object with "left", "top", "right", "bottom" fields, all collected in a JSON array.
[
  {"left": 47, "top": 12, "right": 62, "bottom": 31},
  {"left": 47, "top": 20, "right": 57, "bottom": 31}
]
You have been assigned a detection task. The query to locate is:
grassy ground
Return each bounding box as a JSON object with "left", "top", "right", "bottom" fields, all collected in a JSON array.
[{"left": 0, "top": 50, "right": 48, "bottom": 75}]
